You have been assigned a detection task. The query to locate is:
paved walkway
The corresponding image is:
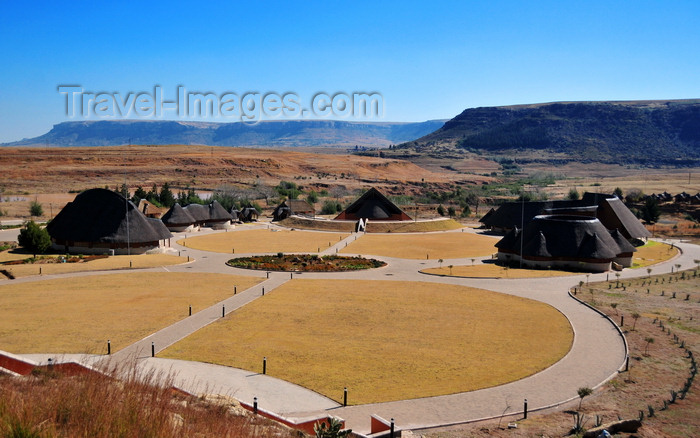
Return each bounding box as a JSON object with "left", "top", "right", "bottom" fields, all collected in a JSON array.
[{"left": 6, "top": 225, "right": 700, "bottom": 435}]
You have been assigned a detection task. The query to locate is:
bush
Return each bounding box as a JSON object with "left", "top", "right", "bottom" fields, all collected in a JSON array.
[
  {"left": 29, "top": 201, "right": 43, "bottom": 217},
  {"left": 18, "top": 221, "right": 51, "bottom": 256},
  {"left": 321, "top": 200, "right": 340, "bottom": 215},
  {"left": 437, "top": 205, "right": 445, "bottom": 216}
]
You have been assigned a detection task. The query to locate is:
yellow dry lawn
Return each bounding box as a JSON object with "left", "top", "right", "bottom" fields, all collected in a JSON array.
[
  {"left": 162, "top": 279, "right": 573, "bottom": 404},
  {"left": 632, "top": 241, "right": 679, "bottom": 268},
  {"left": 178, "top": 229, "right": 351, "bottom": 254},
  {"left": 0, "top": 272, "right": 261, "bottom": 354},
  {"left": 423, "top": 263, "right": 576, "bottom": 279},
  {"left": 1, "top": 254, "right": 187, "bottom": 278},
  {"left": 340, "top": 231, "right": 498, "bottom": 259}
]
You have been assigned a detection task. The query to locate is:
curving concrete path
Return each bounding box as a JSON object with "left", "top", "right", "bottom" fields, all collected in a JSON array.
[{"left": 5, "top": 225, "right": 700, "bottom": 435}]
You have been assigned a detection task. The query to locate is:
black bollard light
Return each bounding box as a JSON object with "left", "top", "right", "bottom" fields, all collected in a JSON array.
[
  {"left": 222, "top": 305, "right": 225, "bottom": 317},
  {"left": 390, "top": 418, "right": 395, "bottom": 437},
  {"left": 625, "top": 355, "right": 630, "bottom": 371},
  {"left": 343, "top": 387, "right": 348, "bottom": 406},
  {"left": 524, "top": 398, "right": 528, "bottom": 419},
  {"left": 107, "top": 339, "right": 111, "bottom": 355},
  {"left": 620, "top": 315, "right": 624, "bottom": 327},
  {"left": 151, "top": 342, "right": 155, "bottom": 357},
  {"left": 263, "top": 357, "right": 267, "bottom": 374},
  {"left": 253, "top": 397, "right": 258, "bottom": 414},
  {"left": 262, "top": 286, "right": 265, "bottom": 296},
  {"left": 234, "top": 285, "right": 237, "bottom": 294},
  {"left": 189, "top": 305, "right": 192, "bottom": 316}
]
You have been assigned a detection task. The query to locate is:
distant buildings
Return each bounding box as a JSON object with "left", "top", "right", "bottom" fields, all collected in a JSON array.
[{"left": 334, "top": 187, "right": 411, "bottom": 221}]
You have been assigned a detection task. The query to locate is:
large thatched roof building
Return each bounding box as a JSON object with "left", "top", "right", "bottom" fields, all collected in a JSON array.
[
  {"left": 481, "top": 192, "right": 650, "bottom": 241},
  {"left": 495, "top": 215, "right": 636, "bottom": 272},
  {"left": 334, "top": 187, "right": 411, "bottom": 221},
  {"left": 47, "top": 188, "right": 172, "bottom": 255},
  {"left": 161, "top": 201, "right": 233, "bottom": 231}
]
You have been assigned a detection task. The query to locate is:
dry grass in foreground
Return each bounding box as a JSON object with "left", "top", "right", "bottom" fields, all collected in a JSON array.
[
  {"left": 340, "top": 230, "right": 498, "bottom": 259},
  {"left": 0, "top": 272, "right": 261, "bottom": 353},
  {"left": 0, "top": 366, "right": 296, "bottom": 438},
  {"left": 179, "top": 229, "right": 350, "bottom": 254},
  {"left": 423, "top": 262, "right": 576, "bottom": 278},
  {"left": 631, "top": 240, "right": 679, "bottom": 269},
  {"left": 1, "top": 253, "right": 187, "bottom": 278},
  {"left": 162, "top": 279, "right": 572, "bottom": 404},
  {"left": 423, "top": 269, "right": 700, "bottom": 438}
]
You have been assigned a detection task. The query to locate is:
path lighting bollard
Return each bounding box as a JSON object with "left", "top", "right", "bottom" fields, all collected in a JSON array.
[
  {"left": 187, "top": 256, "right": 190, "bottom": 262},
  {"left": 290, "top": 273, "right": 293, "bottom": 279},
  {"left": 620, "top": 315, "right": 624, "bottom": 327},
  {"left": 47, "top": 358, "right": 53, "bottom": 369},
  {"left": 107, "top": 340, "right": 111, "bottom": 355},
  {"left": 232, "top": 248, "right": 235, "bottom": 254},
  {"left": 234, "top": 285, "right": 237, "bottom": 294},
  {"left": 222, "top": 305, "right": 225, "bottom": 317},
  {"left": 253, "top": 397, "right": 258, "bottom": 414},
  {"left": 344, "top": 387, "right": 348, "bottom": 406},
  {"left": 151, "top": 342, "right": 155, "bottom": 357},
  {"left": 390, "top": 418, "right": 395, "bottom": 437},
  {"left": 130, "top": 260, "right": 132, "bottom": 268},
  {"left": 524, "top": 399, "right": 528, "bottom": 419},
  {"left": 266, "top": 271, "right": 269, "bottom": 279},
  {"left": 262, "top": 287, "right": 265, "bottom": 296},
  {"left": 189, "top": 305, "right": 192, "bottom": 316},
  {"left": 263, "top": 357, "right": 267, "bottom": 374},
  {"left": 39, "top": 267, "right": 42, "bottom": 275},
  {"left": 625, "top": 356, "right": 630, "bottom": 371}
]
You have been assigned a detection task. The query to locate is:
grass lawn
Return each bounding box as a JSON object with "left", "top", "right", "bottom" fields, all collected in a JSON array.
[
  {"left": 1, "top": 254, "right": 187, "bottom": 278},
  {"left": 339, "top": 231, "right": 498, "bottom": 259},
  {"left": 0, "top": 272, "right": 262, "bottom": 354},
  {"left": 631, "top": 241, "right": 679, "bottom": 268},
  {"left": 179, "top": 229, "right": 350, "bottom": 254},
  {"left": 162, "top": 279, "right": 573, "bottom": 404},
  {"left": 423, "top": 262, "right": 577, "bottom": 278}
]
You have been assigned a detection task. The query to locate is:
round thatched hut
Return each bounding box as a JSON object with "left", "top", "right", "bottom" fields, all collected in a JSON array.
[{"left": 47, "top": 188, "right": 172, "bottom": 255}]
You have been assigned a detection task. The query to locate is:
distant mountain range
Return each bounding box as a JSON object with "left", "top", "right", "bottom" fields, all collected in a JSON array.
[
  {"left": 2, "top": 119, "right": 446, "bottom": 148},
  {"left": 401, "top": 99, "right": 700, "bottom": 165}
]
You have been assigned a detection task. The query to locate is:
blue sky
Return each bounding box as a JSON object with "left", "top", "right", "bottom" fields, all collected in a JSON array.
[{"left": 1, "top": 0, "right": 699, "bottom": 143}]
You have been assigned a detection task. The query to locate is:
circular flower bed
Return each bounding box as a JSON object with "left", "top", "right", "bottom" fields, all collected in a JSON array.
[{"left": 227, "top": 254, "right": 386, "bottom": 272}]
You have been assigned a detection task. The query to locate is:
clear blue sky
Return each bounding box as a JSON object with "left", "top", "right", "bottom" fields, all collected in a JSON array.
[{"left": 1, "top": 0, "right": 699, "bottom": 143}]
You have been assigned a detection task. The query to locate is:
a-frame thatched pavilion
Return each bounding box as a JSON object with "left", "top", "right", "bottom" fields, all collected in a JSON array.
[{"left": 334, "top": 187, "right": 411, "bottom": 221}]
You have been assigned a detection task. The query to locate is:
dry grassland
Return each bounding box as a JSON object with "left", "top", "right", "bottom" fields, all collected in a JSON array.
[
  {"left": 0, "top": 272, "right": 261, "bottom": 354},
  {"left": 162, "top": 279, "right": 573, "bottom": 404},
  {"left": 423, "top": 263, "right": 576, "bottom": 278},
  {"left": 179, "top": 229, "right": 350, "bottom": 254},
  {"left": 632, "top": 241, "right": 679, "bottom": 268},
  {"left": 1, "top": 254, "right": 187, "bottom": 278},
  {"left": 340, "top": 231, "right": 498, "bottom": 259}
]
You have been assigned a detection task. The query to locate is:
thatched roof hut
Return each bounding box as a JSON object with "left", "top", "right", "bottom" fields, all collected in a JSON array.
[
  {"left": 273, "top": 199, "right": 315, "bottom": 221},
  {"left": 161, "top": 203, "right": 197, "bottom": 232},
  {"left": 239, "top": 207, "right": 259, "bottom": 222},
  {"left": 47, "top": 188, "right": 172, "bottom": 255},
  {"left": 334, "top": 187, "right": 411, "bottom": 221},
  {"left": 495, "top": 215, "right": 636, "bottom": 272},
  {"left": 183, "top": 204, "right": 209, "bottom": 225},
  {"left": 206, "top": 200, "right": 233, "bottom": 228}
]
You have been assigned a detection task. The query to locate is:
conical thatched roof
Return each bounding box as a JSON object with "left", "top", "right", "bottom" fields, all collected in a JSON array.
[
  {"left": 208, "top": 200, "right": 232, "bottom": 222},
  {"left": 162, "top": 203, "right": 196, "bottom": 226},
  {"left": 334, "top": 187, "right": 411, "bottom": 221},
  {"left": 47, "top": 188, "right": 172, "bottom": 244},
  {"left": 183, "top": 204, "right": 209, "bottom": 223},
  {"left": 496, "top": 215, "right": 635, "bottom": 261},
  {"left": 481, "top": 192, "right": 650, "bottom": 240}
]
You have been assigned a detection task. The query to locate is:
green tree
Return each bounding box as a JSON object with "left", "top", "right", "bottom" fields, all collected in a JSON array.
[
  {"left": 437, "top": 205, "right": 445, "bottom": 216},
  {"left": 568, "top": 188, "right": 580, "bottom": 200},
  {"left": 640, "top": 197, "right": 661, "bottom": 224},
  {"left": 307, "top": 191, "right": 319, "bottom": 204},
  {"left": 577, "top": 386, "right": 593, "bottom": 410},
  {"left": 447, "top": 206, "right": 456, "bottom": 217},
  {"left": 132, "top": 186, "right": 148, "bottom": 203},
  {"left": 29, "top": 201, "right": 43, "bottom": 217},
  {"left": 159, "top": 183, "right": 176, "bottom": 208},
  {"left": 18, "top": 221, "right": 51, "bottom": 256},
  {"left": 321, "top": 200, "right": 339, "bottom": 215},
  {"left": 314, "top": 417, "right": 351, "bottom": 438},
  {"left": 613, "top": 187, "right": 623, "bottom": 199},
  {"left": 461, "top": 205, "right": 471, "bottom": 217}
]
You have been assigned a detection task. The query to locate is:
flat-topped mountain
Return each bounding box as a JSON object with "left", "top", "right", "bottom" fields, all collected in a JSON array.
[
  {"left": 400, "top": 100, "right": 700, "bottom": 165},
  {"left": 3, "top": 119, "right": 445, "bottom": 148}
]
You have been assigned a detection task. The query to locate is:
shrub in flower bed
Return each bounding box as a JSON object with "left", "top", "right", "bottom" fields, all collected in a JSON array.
[
  {"left": 227, "top": 254, "right": 386, "bottom": 272},
  {"left": 0, "top": 254, "right": 110, "bottom": 265}
]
